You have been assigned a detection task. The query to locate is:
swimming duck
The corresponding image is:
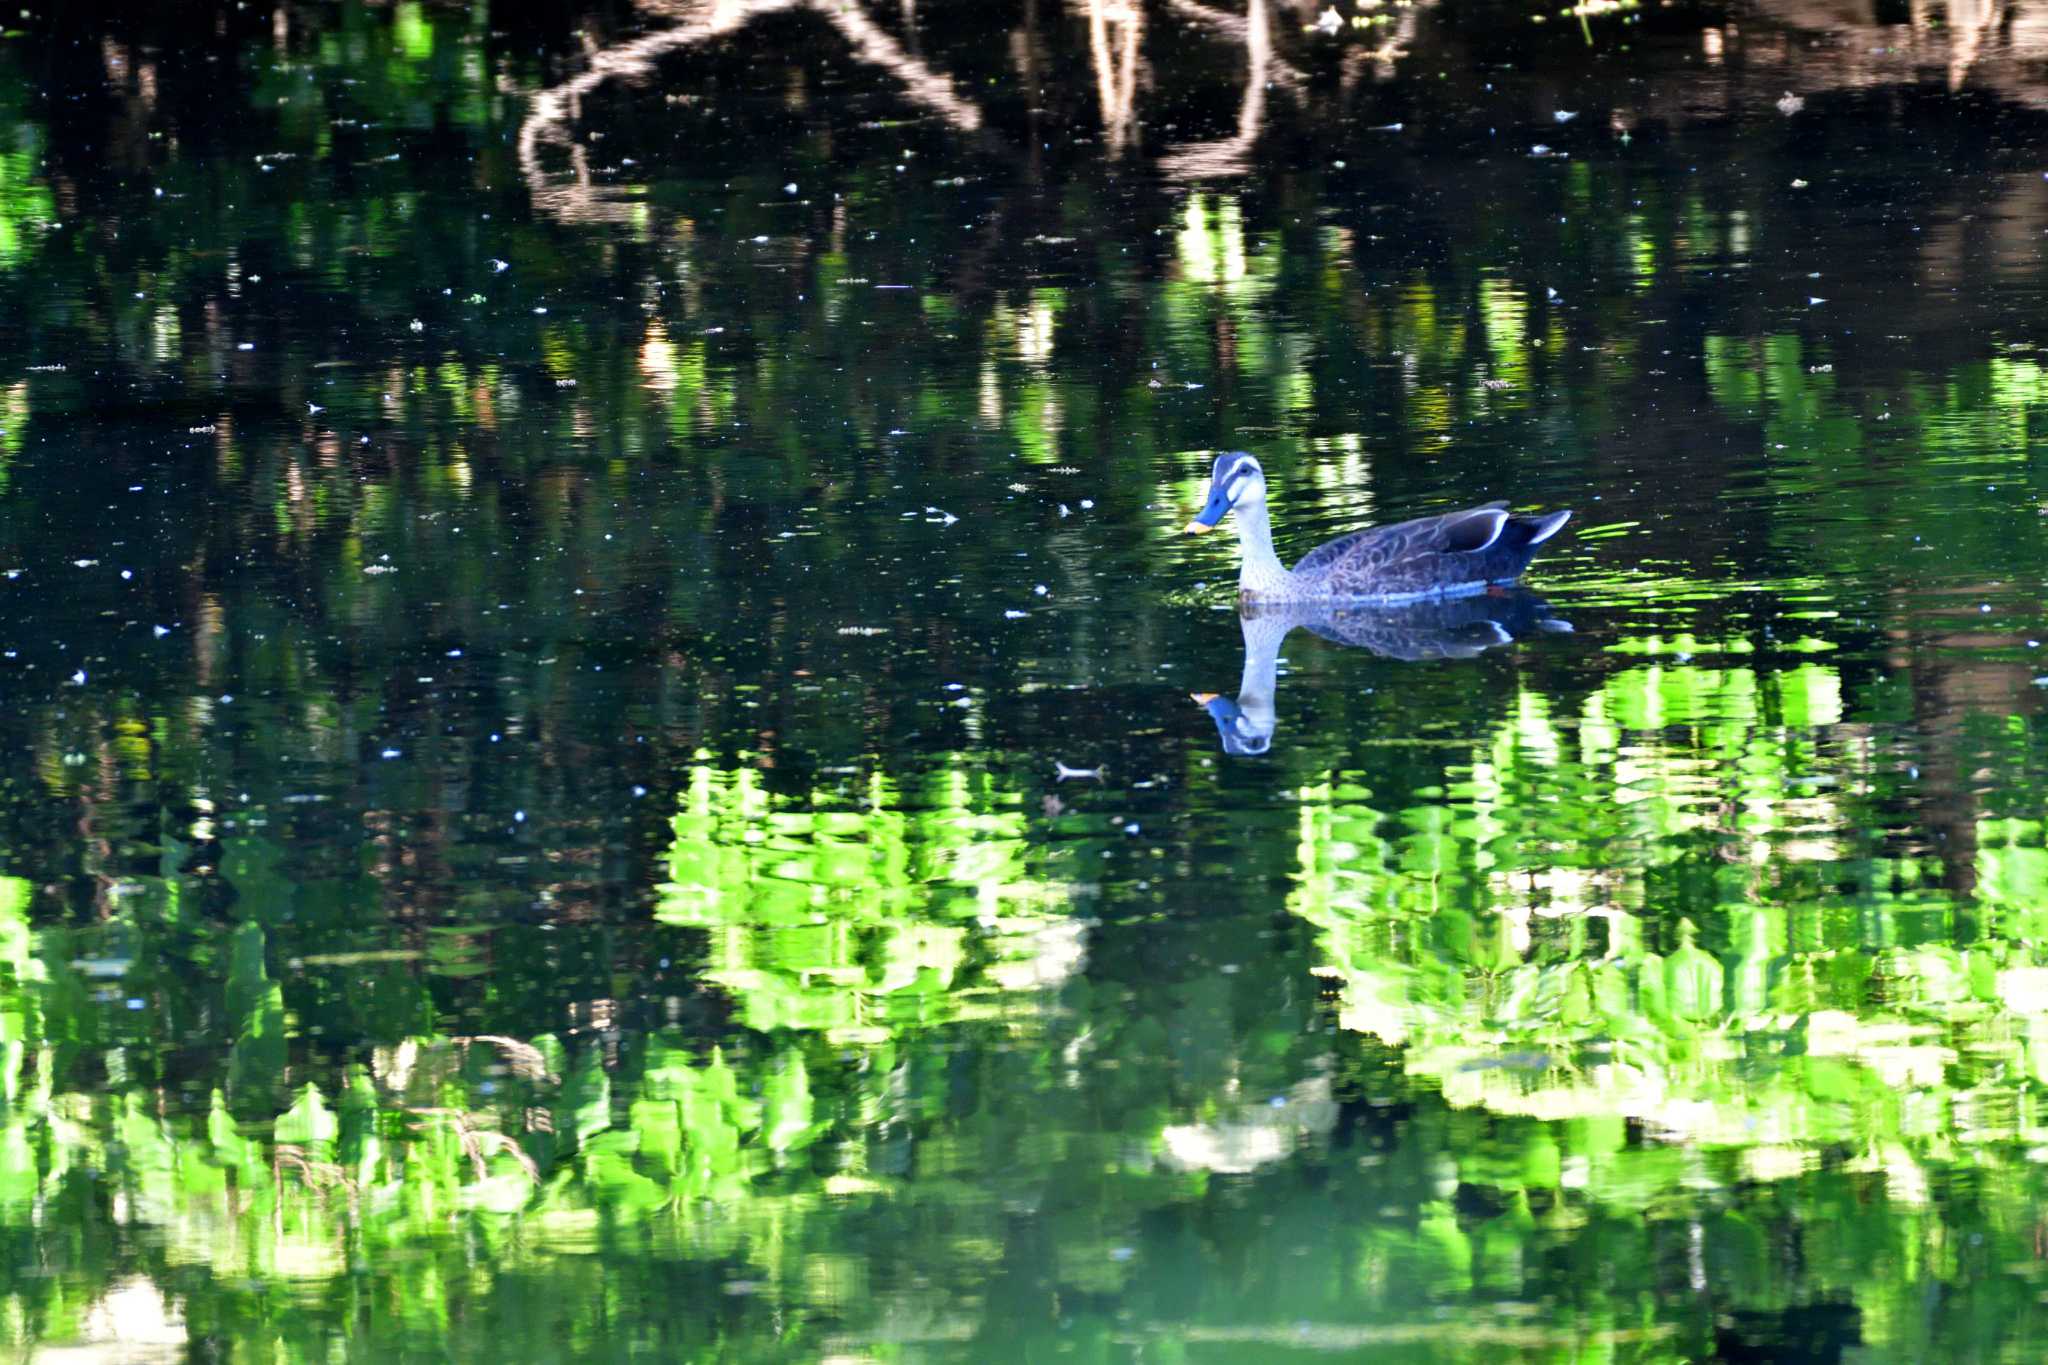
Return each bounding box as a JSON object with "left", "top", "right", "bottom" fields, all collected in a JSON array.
[
  {"left": 1184, "top": 452, "right": 1571, "bottom": 601},
  {"left": 1193, "top": 592, "right": 1571, "bottom": 755}
]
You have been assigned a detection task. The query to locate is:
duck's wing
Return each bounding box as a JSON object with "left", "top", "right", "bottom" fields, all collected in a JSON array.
[
  {"left": 1296, "top": 590, "right": 1569, "bottom": 660},
  {"left": 1290, "top": 502, "right": 1511, "bottom": 593}
]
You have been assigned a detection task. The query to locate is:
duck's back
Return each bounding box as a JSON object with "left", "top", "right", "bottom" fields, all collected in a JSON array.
[{"left": 1289, "top": 502, "right": 1570, "bottom": 600}]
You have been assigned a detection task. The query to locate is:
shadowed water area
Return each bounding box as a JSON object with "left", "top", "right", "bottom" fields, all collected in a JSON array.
[{"left": 4, "top": 0, "right": 2048, "bottom": 1358}]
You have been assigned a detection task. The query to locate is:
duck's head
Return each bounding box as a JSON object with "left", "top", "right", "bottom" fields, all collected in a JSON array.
[
  {"left": 1184, "top": 451, "right": 1265, "bottom": 534},
  {"left": 1190, "top": 691, "right": 1274, "bottom": 756}
]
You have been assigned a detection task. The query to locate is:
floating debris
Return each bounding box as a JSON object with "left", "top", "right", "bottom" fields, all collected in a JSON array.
[
  {"left": 1776, "top": 91, "right": 1805, "bottom": 115},
  {"left": 1055, "top": 761, "right": 1105, "bottom": 782}
]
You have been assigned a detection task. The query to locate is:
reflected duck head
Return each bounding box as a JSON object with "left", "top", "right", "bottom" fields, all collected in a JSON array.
[
  {"left": 1184, "top": 451, "right": 1266, "bottom": 534},
  {"left": 1191, "top": 691, "right": 1273, "bottom": 756}
]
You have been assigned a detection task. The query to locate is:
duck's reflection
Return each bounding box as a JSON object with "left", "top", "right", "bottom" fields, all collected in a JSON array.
[{"left": 1193, "top": 590, "right": 1571, "bottom": 756}]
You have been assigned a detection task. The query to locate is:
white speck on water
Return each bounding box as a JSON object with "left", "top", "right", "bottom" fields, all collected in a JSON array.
[
  {"left": 1004, "top": 609, "right": 1028, "bottom": 619},
  {"left": 237, "top": 342, "right": 255, "bottom": 350},
  {"left": 784, "top": 182, "right": 798, "bottom": 194},
  {"left": 153, "top": 626, "right": 169, "bottom": 638},
  {"left": 1034, "top": 584, "right": 1049, "bottom": 596},
  {"left": 514, "top": 810, "right": 526, "bottom": 823},
  {"left": 381, "top": 748, "right": 402, "bottom": 759},
  {"left": 409, "top": 319, "right": 424, "bottom": 332},
  {"left": 1554, "top": 110, "right": 1577, "bottom": 122}
]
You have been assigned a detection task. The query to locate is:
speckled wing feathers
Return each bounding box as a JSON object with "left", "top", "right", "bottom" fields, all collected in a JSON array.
[{"left": 1285, "top": 501, "right": 1564, "bottom": 600}]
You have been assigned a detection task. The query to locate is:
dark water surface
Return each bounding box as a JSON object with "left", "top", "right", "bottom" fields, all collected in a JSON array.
[{"left": 6, "top": 0, "right": 2048, "bottom": 1358}]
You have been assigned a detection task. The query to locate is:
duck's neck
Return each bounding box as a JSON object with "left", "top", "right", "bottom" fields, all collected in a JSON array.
[
  {"left": 1233, "top": 609, "right": 1292, "bottom": 741},
  {"left": 1232, "top": 496, "right": 1294, "bottom": 596}
]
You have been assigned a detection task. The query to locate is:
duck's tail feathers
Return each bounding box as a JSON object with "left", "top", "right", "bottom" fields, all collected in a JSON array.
[{"left": 1518, "top": 509, "right": 1572, "bottom": 545}]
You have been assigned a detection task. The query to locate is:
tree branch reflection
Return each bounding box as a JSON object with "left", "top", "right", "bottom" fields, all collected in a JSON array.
[
  {"left": 1081, "top": 0, "right": 1143, "bottom": 155},
  {"left": 520, "top": 0, "right": 984, "bottom": 224},
  {"left": 1157, "top": 0, "right": 1273, "bottom": 180}
]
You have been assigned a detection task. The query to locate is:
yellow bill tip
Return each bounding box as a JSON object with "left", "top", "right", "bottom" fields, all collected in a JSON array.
[
  {"left": 1190, "top": 692, "right": 1219, "bottom": 705},
  {"left": 1183, "top": 519, "right": 1214, "bottom": 535}
]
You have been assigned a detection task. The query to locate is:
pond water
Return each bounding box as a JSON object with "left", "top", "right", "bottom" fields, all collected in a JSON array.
[{"left": 5, "top": 0, "right": 2048, "bottom": 1359}]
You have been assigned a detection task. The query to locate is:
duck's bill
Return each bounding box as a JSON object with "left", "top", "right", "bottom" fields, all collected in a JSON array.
[
  {"left": 1189, "top": 692, "right": 1219, "bottom": 704},
  {"left": 1184, "top": 490, "right": 1231, "bottom": 533}
]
